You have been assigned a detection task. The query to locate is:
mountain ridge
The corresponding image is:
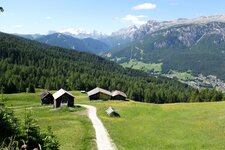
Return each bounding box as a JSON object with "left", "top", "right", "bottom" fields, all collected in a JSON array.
[
  {"left": 18, "top": 33, "right": 110, "bottom": 54},
  {"left": 104, "top": 17, "right": 225, "bottom": 87}
]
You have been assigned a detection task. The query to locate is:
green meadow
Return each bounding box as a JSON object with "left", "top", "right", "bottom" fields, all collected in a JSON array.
[
  {"left": 2, "top": 92, "right": 96, "bottom": 150},
  {"left": 2, "top": 91, "right": 225, "bottom": 150},
  {"left": 92, "top": 101, "right": 225, "bottom": 150},
  {"left": 121, "top": 60, "right": 162, "bottom": 73},
  {"left": 167, "top": 71, "right": 194, "bottom": 81}
]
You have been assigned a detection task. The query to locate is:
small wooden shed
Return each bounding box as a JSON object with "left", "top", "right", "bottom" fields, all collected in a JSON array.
[
  {"left": 111, "top": 90, "right": 127, "bottom": 100},
  {"left": 53, "top": 89, "right": 75, "bottom": 108},
  {"left": 40, "top": 91, "right": 54, "bottom": 105},
  {"left": 106, "top": 107, "right": 120, "bottom": 117},
  {"left": 87, "top": 87, "right": 112, "bottom": 100}
]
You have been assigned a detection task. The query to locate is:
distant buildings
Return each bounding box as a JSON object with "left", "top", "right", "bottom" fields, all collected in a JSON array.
[
  {"left": 87, "top": 87, "right": 127, "bottom": 101},
  {"left": 40, "top": 87, "right": 127, "bottom": 108},
  {"left": 111, "top": 90, "right": 127, "bottom": 100},
  {"left": 87, "top": 87, "right": 112, "bottom": 100}
]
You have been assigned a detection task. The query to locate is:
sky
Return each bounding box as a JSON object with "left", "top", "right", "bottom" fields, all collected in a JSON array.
[{"left": 1, "top": 0, "right": 225, "bottom": 35}]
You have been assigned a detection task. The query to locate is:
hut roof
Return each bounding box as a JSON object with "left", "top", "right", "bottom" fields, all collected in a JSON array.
[
  {"left": 40, "top": 91, "right": 51, "bottom": 99},
  {"left": 112, "top": 90, "right": 127, "bottom": 98},
  {"left": 87, "top": 87, "right": 112, "bottom": 96},
  {"left": 53, "top": 88, "right": 74, "bottom": 100}
]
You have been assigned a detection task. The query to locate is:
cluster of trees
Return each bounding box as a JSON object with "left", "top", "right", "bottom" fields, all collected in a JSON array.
[
  {"left": 0, "top": 104, "right": 59, "bottom": 149},
  {"left": 0, "top": 32, "right": 224, "bottom": 103}
]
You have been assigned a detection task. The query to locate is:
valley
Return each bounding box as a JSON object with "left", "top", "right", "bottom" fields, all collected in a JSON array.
[
  {"left": 1, "top": 1, "right": 225, "bottom": 149},
  {"left": 2, "top": 31, "right": 222, "bottom": 104},
  {"left": 17, "top": 15, "right": 225, "bottom": 91}
]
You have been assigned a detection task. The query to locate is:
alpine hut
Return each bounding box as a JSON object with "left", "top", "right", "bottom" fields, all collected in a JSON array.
[
  {"left": 111, "top": 90, "right": 127, "bottom": 100},
  {"left": 40, "top": 91, "right": 54, "bottom": 105},
  {"left": 53, "top": 88, "right": 75, "bottom": 108},
  {"left": 106, "top": 107, "right": 120, "bottom": 117},
  {"left": 87, "top": 87, "right": 112, "bottom": 100}
]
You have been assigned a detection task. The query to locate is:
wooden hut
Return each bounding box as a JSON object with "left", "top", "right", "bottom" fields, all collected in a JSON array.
[
  {"left": 40, "top": 91, "right": 54, "bottom": 105},
  {"left": 87, "top": 87, "right": 111, "bottom": 100},
  {"left": 106, "top": 107, "right": 120, "bottom": 117},
  {"left": 111, "top": 90, "right": 127, "bottom": 100},
  {"left": 53, "top": 89, "right": 75, "bottom": 108}
]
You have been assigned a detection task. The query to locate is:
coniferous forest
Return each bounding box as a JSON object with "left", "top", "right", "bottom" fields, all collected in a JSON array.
[{"left": 0, "top": 32, "right": 224, "bottom": 103}]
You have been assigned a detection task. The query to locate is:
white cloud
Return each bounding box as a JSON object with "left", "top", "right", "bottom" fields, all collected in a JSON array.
[
  {"left": 59, "top": 28, "right": 91, "bottom": 35},
  {"left": 45, "top": 16, "right": 52, "bottom": 20},
  {"left": 13, "top": 24, "right": 23, "bottom": 28},
  {"left": 133, "top": 3, "right": 156, "bottom": 10},
  {"left": 122, "top": 14, "right": 147, "bottom": 25}
]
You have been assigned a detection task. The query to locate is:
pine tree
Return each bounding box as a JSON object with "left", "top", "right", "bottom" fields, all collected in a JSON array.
[
  {"left": 0, "top": 106, "right": 19, "bottom": 142},
  {"left": 42, "top": 126, "right": 60, "bottom": 150},
  {"left": 22, "top": 112, "right": 43, "bottom": 150},
  {"left": 28, "top": 84, "right": 35, "bottom": 93}
]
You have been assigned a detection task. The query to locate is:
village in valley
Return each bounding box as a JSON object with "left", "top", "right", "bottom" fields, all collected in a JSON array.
[{"left": 173, "top": 74, "right": 225, "bottom": 92}]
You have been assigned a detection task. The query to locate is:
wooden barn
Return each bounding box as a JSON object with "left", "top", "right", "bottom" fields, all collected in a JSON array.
[
  {"left": 111, "top": 90, "right": 127, "bottom": 100},
  {"left": 87, "top": 87, "right": 112, "bottom": 100},
  {"left": 40, "top": 91, "right": 54, "bottom": 105},
  {"left": 53, "top": 89, "right": 75, "bottom": 108}
]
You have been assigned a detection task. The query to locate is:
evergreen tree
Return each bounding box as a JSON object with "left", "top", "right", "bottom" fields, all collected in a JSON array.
[
  {"left": 28, "top": 84, "right": 35, "bottom": 93},
  {"left": 21, "top": 112, "right": 43, "bottom": 150},
  {"left": 42, "top": 127, "right": 60, "bottom": 150}
]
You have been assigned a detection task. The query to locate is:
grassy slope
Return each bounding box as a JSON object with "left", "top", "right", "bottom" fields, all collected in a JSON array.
[
  {"left": 76, "top": 97, "right": 225, "bottom": 150},
  {"left": 121, "top": 60, "right": 162, "bottom": 73},
  {"left": 167, "top": 70, "right": 194, "bottom": 80},
  {"left": 3, "top": 92, "right": 97, "bottom": 150},
  {"left": 3, "top": 91, "right": 225, "bottom": 150}
]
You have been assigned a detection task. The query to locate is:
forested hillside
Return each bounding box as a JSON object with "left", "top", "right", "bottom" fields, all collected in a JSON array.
[
  {"left": 0, "top": 32, "right": 223, "bottom": 103},
  {"left": 105, "top": 21, "right": 225, "bottom": 81}
]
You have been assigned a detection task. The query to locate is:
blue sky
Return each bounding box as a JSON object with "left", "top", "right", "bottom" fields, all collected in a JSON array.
[{"left": 0, "top": 0, "right": 225, "bottom": 34}]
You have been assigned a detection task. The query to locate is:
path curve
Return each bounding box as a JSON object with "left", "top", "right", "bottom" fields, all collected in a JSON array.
[{"left": 79, "top": 104, "right": 117, "bottom": 150}]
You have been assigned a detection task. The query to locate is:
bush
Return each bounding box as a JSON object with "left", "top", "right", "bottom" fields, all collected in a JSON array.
[
  {"left": 42, "top": 127, "right": 60, "bottom": 150},
  {"left": 0, "top": 108, "right": 59, "bottom": 150},
  {"left": 0, "top": 105, "right": 19, "bottom": 142}
]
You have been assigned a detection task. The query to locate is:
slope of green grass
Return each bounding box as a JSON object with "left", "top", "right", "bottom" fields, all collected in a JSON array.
[
  {"left": 3, "top": 91, "right": 225, "bottom": 150},
  {"left": 3, "top": 93, "right": 40, "bottom": 107},
  {"left": 89, "top": 101, "right": 225, "bottom": 150},
  {"left": 122, "top": 60, "right": 162, "bottom": 73},
  {"left": 2, "top": 92, "right": 96, "bottom": 150},
  {"left": 167, "top": 70, "right": 194, "bottom": 80}
]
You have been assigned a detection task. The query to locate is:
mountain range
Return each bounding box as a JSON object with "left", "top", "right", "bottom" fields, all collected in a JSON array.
[
  {"left": 15, "top": 15, "right": 225, "bottom": 85},
  {"left": 16, "top": 26, "right": 138, "bottom": 54},
  {"left": 103, "top": 15, "right": 225, "bottom": 83},
  {"left": 36, "top": 33, "right": 109, "bottom": 54}
]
